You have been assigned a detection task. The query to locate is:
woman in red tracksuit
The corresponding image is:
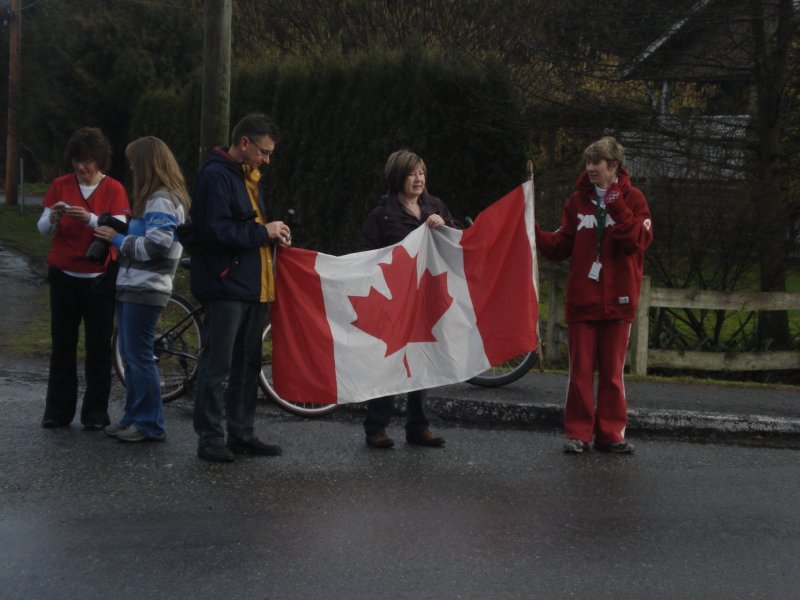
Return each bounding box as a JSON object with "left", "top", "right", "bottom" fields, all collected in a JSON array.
[{"left": 536, "top": 137, "right": 653, "bottom": 454}]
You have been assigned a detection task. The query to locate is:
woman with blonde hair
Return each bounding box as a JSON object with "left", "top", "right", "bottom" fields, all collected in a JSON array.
[
  {"left": 94, "top": 136, "right": 190, "bottom": 442},
  {"left": 536, "top": 136, "right": 653, "bottom": 454}
]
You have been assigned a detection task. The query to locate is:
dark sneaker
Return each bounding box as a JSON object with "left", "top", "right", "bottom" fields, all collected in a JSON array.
[
  {"left": 366, "top": 431, "right": 395, "bottom": 449},
  {"left": 82, "top": 422, "right": 106, "bottom": 431},
  {"left": 563, "top": 439, "right": 588, "bottom": 454},
  {"left": 227, "top": 437, "right": 282, "bottom": 456},
  {"left": 198, "top": 444, "right": 235, "bottom": 463},
  {"left": 594, "top": 441, "right": 635, "bottom": 454},
  {"left": 406, "top": 430, "right": 445, "bottom": 447},
  {"left": 41, "top": 418, "right": 69, "bottom": 429}
]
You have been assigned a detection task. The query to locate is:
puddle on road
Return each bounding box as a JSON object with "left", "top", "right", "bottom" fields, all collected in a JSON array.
[
  {"left": 0, "top": 371, "right": 46, "bottom": 385},
  {"left": 0, "top": 243, "right": 44, "bottom": 283}
]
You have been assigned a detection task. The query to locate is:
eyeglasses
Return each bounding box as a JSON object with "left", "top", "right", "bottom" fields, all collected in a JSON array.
[
  {"left": 71, "top": 158, "right": 97, "bottom": 166},
  {"left": 247, "top": 137, "right": 273, "bottom": 157}
]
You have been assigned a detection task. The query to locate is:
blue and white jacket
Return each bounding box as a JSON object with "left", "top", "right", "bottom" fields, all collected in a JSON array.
[{"left": 112, "top": 190, "right": 185, "bottom": 307}]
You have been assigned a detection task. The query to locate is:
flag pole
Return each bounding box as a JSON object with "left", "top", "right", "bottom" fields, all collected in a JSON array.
[{"left": 528, "top": 159, "right": 545, "bottom": 373}]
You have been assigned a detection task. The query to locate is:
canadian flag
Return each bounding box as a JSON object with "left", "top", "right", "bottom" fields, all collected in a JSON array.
[{"left": 272, "top": 182, "right": 538, "bottom": 405}]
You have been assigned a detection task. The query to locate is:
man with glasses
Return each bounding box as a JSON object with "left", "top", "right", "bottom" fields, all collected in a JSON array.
[{"left": 190, "top": 113, "right": 292, "bottom": 462}]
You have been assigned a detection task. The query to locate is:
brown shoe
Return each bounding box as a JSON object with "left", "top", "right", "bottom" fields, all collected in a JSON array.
[
  {"left": 406, "top": 430, "right": 445, "bottom": 447},
  {"left": 366, "top": 431, "right": 395, "bottom": 449}
]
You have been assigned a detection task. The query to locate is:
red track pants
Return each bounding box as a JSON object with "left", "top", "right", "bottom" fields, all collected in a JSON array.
[{"left": 565, "top": 320, "right": 632, "bottom": 444}]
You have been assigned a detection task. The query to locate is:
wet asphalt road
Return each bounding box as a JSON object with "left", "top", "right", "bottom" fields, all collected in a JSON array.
[
  {"left": 1, "top": 241, "right": 799, "bottom": 598},
  {"left": 1, "top": 367, "right": 799, "bottom": 600}
]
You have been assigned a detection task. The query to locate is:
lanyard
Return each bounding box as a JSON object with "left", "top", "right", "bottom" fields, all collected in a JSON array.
[{"left": 595, "top": 198, "right": 607, "bottom": 252}]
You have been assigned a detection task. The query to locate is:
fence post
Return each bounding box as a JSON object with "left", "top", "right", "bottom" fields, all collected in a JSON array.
[
  {"left": 631, "top": 275, "right": 651, "bottom": 376},
  {"left": 545, "top": 265, "right": 561, "bottom": 366}
]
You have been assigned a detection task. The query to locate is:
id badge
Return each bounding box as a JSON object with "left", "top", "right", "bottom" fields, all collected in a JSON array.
[{"left": 588, "top": 260, "right": 602, "bottom": 281}]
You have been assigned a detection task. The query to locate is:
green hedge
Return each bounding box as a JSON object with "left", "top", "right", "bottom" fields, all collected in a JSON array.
[{"left": 132, "top": 48, "right": 528, "bottom": 254}]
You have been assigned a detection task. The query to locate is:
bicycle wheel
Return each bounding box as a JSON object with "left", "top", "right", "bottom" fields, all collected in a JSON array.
[
  {"left": 259, "top": 322, "right": 338, "bottom": 417},
  {"left": 113, "top": 293, "right": 202, "bottom": 402},
  {"left": 467, "top": 351, "right": 537, "bottom": 387}
]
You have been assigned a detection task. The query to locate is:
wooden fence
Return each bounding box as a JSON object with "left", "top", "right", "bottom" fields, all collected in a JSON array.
[
  {"left": 541, "top": 270, "right": 800, "bottom": 375},
  {"left": 629, "top": 276, "right": 800, "bottom": 375}
]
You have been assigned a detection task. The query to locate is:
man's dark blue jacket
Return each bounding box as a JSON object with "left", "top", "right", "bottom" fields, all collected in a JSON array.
[{"left": 189, "top": 149, "right": 271, "bottom": 303}]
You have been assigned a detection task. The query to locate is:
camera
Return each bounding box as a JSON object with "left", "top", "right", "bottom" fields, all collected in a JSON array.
[{"left": 86, "top": 212, "right": 128, "bottom": 263}]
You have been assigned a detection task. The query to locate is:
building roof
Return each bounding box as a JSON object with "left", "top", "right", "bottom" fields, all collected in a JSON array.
[
  {"left": 623, "top": 114, "right": 750, "bottom": 181},
  {"left": 620, "top": 0, "right": 769, "bottom": 82}
]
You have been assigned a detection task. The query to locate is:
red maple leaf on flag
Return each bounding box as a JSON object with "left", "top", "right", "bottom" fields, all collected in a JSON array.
[{"left": 349, "top": 245, "right": 454, "bottom": 376}]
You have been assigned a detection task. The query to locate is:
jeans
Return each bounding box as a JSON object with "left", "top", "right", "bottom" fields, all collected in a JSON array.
[
  {"left": 364, "top": 389, "right": 430, "bottom": 436},
  {"left": 116, "top": 301, "right": 166, "bottom": 438},
  {"left": 193, "top": 300, "right": 268, "bottom": 447},
  {"left": 43, "top": 267, "right": 115, "bottom": 426}
]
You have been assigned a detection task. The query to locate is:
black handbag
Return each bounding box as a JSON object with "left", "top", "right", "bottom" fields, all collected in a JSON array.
[{"left": 91, "top": 258, "right": 119, "bottom": 295}]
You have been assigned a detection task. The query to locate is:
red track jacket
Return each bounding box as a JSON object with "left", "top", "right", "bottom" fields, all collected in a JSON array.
[{"left": 536, "top": 169, "right": 653, "bottom": 323}]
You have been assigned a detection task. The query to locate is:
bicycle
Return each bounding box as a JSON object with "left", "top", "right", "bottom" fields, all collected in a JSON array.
[
  {"left": 111, "top": 291, "right": 338, "bottom": 418},
  {"left": 466, "top": 351, "right": 539, "bottom": 387}
]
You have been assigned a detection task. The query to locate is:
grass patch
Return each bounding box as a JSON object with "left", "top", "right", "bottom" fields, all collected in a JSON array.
[
  {"left": 0, "top": 205, "right": 51, "bottom": 358},
  {"left": 0, "top": 290, "right": 52, "bottom": 358},
  {"left": 0, "top": 204, "right": 50, "bottom": 268},
  {"left": 24, "top": 182, "right": 50, "bottom": 195}
]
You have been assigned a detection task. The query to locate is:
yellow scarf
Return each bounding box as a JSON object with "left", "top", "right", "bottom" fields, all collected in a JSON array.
[{"left": 242, "top": 164, "right": 274, "bottom": 302}]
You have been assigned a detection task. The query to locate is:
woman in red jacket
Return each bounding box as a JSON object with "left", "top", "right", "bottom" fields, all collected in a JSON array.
[
  {"left": 37, "top": 127, "right": 130, "bottom": 429},
  {"left": 536, "top": 137, "right": 653, "bottom": 454}
]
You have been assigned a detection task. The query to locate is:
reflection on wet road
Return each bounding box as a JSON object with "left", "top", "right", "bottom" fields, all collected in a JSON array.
[{"left": 1, "top": 378, "right": 799, "bottom": 600}]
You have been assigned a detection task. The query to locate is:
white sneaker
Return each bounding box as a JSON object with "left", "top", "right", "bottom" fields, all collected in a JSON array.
[
  {"left": 115, "top": 426, "right": 164, "bottom": 443},
  {"left": 103, "top": 422, "right": 125, "bottom": 437}
]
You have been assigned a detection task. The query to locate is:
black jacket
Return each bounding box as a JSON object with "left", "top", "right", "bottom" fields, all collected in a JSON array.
[{"left": 359, "top": 191, "right": 456, "bottom": 251}]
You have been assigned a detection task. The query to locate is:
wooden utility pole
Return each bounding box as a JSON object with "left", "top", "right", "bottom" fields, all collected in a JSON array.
[
  {"left": 199, "top": 0, "right": 232, "bottom": 169},
  {"left": 4, "top": 0, "right": 20, "bottom": 206}
]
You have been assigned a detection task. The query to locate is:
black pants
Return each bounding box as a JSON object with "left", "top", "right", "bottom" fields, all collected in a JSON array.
[
  {"left": 363, "top": 389, "right": 430, "bottom": 436},
  {"left": 43, "top": 267, "right": 115, "bottom": 426}
]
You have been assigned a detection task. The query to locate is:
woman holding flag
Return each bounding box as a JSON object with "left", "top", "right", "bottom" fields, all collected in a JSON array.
[
  {"left": 536, "top": 137, "right": 653, "bottom": 454},
  {"left": 359, "top": 150, "right": 456, "bottom": 449}
]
